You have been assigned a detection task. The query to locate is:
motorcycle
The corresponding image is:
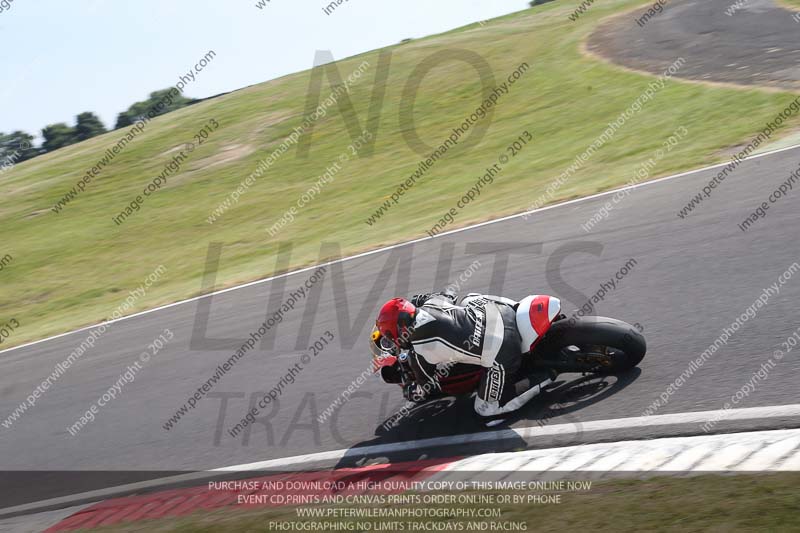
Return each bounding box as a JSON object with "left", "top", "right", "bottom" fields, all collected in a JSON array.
[{"left": 371, "top": 294, "right": 646, "bottom": 400}]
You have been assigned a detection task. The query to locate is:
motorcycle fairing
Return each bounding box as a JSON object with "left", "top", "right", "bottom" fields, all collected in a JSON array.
[{"left": 516, "top": 294, "right": 561, "bottom": 353}]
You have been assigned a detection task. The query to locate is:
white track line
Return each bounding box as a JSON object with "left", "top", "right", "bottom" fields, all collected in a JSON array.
[
  {"left": 3, "top": 404, "right": 800, "bottom": 516},
  {"left": 3, "top": 141, "right": 800, "bottom": 356}
]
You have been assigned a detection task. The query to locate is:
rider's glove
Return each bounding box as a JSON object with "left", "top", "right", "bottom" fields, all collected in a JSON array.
[
  {"left": 440, "top": 287, "right": 458, "bottom": 303},
  {"left": 411, "top": 290, "right": 457, "bottom": 307},
  {"left": 379, "top": 363, "right": 402, "bottom": 384},
  {"left": 410, "top": 293, "right": 433, "bottom": 307},
  {"left": 403, "top": 383, "right": 429, "bottom": 403}
]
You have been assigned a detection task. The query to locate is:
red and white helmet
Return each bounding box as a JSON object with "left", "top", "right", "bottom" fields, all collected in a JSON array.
[{"left": 375, "top": 297, "right": 416, "bottom": 350}]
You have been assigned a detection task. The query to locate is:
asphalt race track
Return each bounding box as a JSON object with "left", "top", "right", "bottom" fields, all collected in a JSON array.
[
  {"left": 3, "top": 0, "right": 800, "bottom": 510},
  {"left": 3, "top": 141, "right": 800, "bottom": 504},
  {"left": 588, "top": 0, "right": 800, "bottom": 90}
]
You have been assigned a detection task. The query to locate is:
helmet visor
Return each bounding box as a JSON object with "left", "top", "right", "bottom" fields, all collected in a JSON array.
[{"left": 370, "top": 326, "right": 398, "bottom": 372}]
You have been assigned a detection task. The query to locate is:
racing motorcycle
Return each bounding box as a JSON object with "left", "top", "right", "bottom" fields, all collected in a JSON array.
[{"left": 370, "top": 294, "right": 646, "bottom": 399}]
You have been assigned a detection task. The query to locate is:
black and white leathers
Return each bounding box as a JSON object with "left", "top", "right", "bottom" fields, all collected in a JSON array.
[{"left": 404, "top": 292, "right": 552, "bottom": 417}]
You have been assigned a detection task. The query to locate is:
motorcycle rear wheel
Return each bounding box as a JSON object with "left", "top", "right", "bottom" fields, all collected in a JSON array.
[{"left": 530, "top": 316, "right": 646, "bottom": 374}]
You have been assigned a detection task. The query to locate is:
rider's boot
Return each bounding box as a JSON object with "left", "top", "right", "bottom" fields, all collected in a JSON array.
[{"left": 474, "top": 364, "right": 558, "bottom": 419}]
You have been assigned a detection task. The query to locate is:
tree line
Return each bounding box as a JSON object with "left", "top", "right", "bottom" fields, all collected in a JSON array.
[{"left": 1, "top": 89, "right": 195, "bottom": 167}]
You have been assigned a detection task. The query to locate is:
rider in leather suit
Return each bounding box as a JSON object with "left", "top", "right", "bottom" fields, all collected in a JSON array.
[{"left": 375, "top": 290, "right": 557, "bottom": 419}]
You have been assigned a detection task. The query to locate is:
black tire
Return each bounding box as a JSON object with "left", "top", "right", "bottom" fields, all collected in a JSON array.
[{"left": 531, "top": 316, "right": 646, "bottom": 373}]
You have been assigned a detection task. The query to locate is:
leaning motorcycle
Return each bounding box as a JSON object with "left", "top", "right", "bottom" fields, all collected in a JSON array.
[{"left": 370, "top": 294, "right": 646, "bottom": 399}]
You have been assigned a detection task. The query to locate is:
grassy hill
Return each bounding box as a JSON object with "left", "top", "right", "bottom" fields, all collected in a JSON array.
[{"left": 1, "top": 0, "right": 798, "bottom": 348}]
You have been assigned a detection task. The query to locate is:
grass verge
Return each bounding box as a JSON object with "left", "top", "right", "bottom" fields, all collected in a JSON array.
[{"left": 2, "top": 0, "right": 800, "bottom": 348}]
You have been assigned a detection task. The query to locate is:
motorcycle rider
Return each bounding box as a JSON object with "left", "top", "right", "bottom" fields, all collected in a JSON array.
[{"left": 375, "top": 290, "right": 557, "bottom": 419}]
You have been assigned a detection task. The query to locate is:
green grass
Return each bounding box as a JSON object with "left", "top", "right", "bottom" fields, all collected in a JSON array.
[
  {"left": 2, "top": 0, "right": 799, "bottom": 348},
  {"left": 85, "top": 474, "right": 800, "bottom": 532}
]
